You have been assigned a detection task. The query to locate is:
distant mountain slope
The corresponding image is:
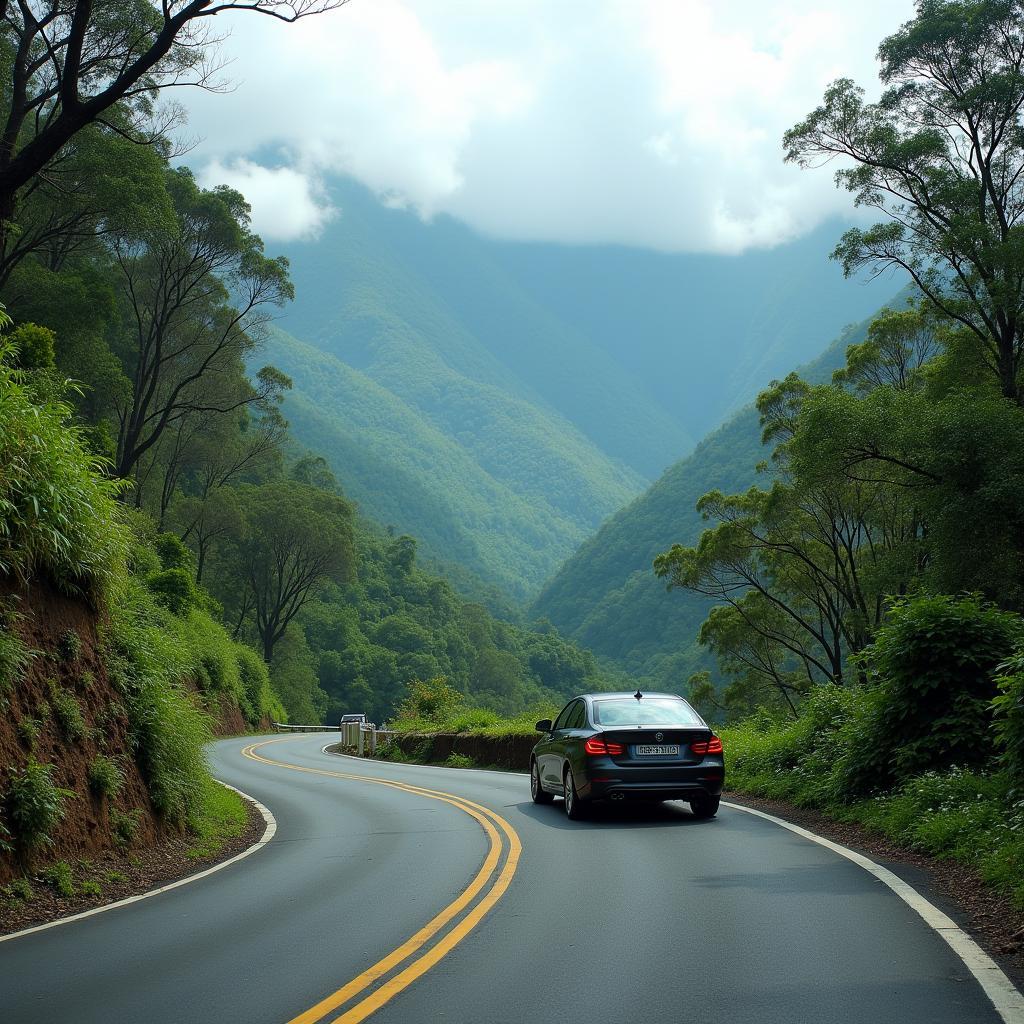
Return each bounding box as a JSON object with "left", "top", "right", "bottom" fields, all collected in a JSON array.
[
  {"left": 531, "top": 289, "right": 913, "bottom": 686},
  {"left": 267, "top": 179, "right": 901, "bottom": 606},
  {"left": 278, "top": 179, "right": 898, "bottom": 479},
  {"left": 279, "top": 180, "right": 692, "bottom": 479},
  {"left": 265, "top": 328, "right": 644, "bottom": 601}
]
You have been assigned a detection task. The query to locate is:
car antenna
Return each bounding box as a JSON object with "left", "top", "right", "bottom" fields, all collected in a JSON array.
[{"left": 634, "top": 689, "right": 643, "bottom": 701}]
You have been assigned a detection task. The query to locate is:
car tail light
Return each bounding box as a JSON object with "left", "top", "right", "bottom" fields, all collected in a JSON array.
[
  {"left": 585, "top": 736, "right": 625, "bottom": 756},
  {"left": 691, "top": 736, "right": 723, "bottom": 756}
]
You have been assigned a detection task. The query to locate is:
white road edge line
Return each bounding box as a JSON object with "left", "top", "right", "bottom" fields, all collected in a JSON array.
[
  {"left": 322, "top": 745, "right": 1023, "bottom": 1022},
  {"left": 0, "top": 779, "right": 277, "bottom": 945},
  {"left": 723, "top": 800, "right": 1024, "bottom": 1024}
]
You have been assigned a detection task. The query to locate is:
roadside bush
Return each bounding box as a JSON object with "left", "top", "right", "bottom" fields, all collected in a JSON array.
[
  {"left": 994, "top": 651, "right": 1024, "bottom": 786},
  {"left": 446, "top": 707, "right": 501, "bottom": 732},
  {"left": 847, "top": 769, "right": 1024, "bottom": 904},
  {"left": 444, "top": 753, "right": 475, "bottom": 769},
  {"left": 394, "top": 676, "right": 463, "bottom": 723},
  {"left": 236, "top": 644, "right": 286, "bottom": 727},
  {"left": 0, "top": 339, "right": 127, "bottom": 593},
  {"left": 1, "top": 878, "right": 32, "bottom": 901},
  {"left": 376, "top": 741, "right": 410, "bottom": 763},
  {"left": 128, "top": 673, "right": 212, "bottom": 823},
  {"left": 145, "top": 568, "right": 202, "bottom": 616},
  {"left": 86, "top": 755, "right": 124, "bottom": 799},
  {"left": 105, "top": 575, "right": 236, "bottom": 822},
  {"left": 850, "top": 594, "right": 1021, "bottom": 787},
  {"left": 724, "top": 686, "right": 865, "bottom": 804},
  {"left": 6, "top": 759, "right": 74, "bottom": 851}
]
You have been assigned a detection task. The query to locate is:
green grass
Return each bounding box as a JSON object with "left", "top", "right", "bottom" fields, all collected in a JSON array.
[
  {"left": 1, "top": 878, "right": 33, "bottom": 902},
  {"left": 16, "top": 715, "right": 42, "bottom": 749},
  {"left": 0, "top": 338, "right": 128, "bottom": 593},
  {"left": 110, "top": 808, "right": 139, "bottom": 849},
  {"left": 5, "top": 759, "right": 74, "bottom": 851},
  {"left": 0, "top": 627, "right": 31, "bottom": 693},
  {"left": 86, "top": 755, "right": 124, "bottom": 799},
  {"left": 57, "top": 629, "right": 82, "bottom": 662},
  {"left": 48, "top": 682, "right": 85, "bottom": 742},
  {"left": 40, "top": 860, "right": 75, "bottom": 897},
  {"left": 186, "top": 780, "right": 248, "bottom": 860}
]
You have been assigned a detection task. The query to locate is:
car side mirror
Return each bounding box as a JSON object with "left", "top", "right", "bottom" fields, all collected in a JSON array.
[{"left": 535, "top": 719, "right": 553, "bottom": 733}]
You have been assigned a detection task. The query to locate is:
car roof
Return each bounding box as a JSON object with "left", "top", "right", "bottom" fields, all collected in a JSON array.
[{"left": 575, "top": 692, "right": 686, "bottom": 702}]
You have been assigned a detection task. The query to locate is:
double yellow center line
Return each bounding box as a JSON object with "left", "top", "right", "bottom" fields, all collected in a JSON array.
[{"left": 241, "top": 738, "right": 522, "bottom": 1024}]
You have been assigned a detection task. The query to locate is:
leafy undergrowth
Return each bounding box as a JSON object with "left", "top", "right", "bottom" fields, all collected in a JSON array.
[
  {"left": 390, "top": 706, "right": 549, "bottom": 738},
  {"left": 387, "top": 676, "right": 552, "bottom": 739},
  {"left": 185, "top": 781, "right": 249, "bottom": 860},
  {"left": 723, "top": 714, "right": 1024, "bottom": 906}
]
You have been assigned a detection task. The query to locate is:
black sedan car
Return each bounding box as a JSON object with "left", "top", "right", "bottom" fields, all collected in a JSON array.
[{"left": 530, "top": 691, "right": 724, "bottom": 820}]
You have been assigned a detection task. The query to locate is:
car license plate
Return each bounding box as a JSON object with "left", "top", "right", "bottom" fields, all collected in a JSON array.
[{"left": 635, "top": 744, "right": 679, "bottom": 756}]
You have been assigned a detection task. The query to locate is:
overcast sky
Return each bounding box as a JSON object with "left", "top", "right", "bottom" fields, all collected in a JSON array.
[{"left": 184, "top": 0, "right": 915, "bottom": 254}]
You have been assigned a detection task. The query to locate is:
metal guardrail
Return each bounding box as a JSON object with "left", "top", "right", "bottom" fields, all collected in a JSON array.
[
  {"left": 336, "top": 721, "right": 395, "bottom": 756},
  {"left": 271, "top": 721, "right": 395, "bottom": 757},
  {"left": 271, "top": 723, "right": 340, "bottom": 732}
]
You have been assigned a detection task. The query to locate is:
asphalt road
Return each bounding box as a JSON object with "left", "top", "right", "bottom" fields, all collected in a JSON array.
[{"left": 0, "top": 734, "right": 1009, "bottom": 1024}]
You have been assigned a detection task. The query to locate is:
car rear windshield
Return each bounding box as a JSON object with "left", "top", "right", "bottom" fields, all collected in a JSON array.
[{"left": 592, "top": 698, "right": 703, "bottom": 727}]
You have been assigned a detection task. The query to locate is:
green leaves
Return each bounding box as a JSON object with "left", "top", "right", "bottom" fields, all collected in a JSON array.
[
  {"left": 786, "top": 0, "right": 1024, "bottom": 402},
  {"left": 0, "top": 339, "right": 128, "bottom": 594}
]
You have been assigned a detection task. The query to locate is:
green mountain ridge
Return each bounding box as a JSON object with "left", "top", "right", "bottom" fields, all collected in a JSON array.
[
  {"left": 265, "top": 328, "right": 643, "bottom": 601},
  {"left": 531, "top": 288, "right": 914, "bottom": 687},
  {"left": 282, "top": 181, "right": 696, "bottom": 479}
]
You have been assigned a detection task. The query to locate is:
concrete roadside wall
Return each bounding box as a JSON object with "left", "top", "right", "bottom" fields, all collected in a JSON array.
[{"left": 385, "top": 732, "right": 537, "bottom": 771}]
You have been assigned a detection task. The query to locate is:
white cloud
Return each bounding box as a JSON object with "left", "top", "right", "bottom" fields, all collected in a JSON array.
[
  {"left": 198, "top": 159, "right": 335, "bottom": 241},
  {"left": 184, "top": 0, "right": 915, "bottom": 252}
]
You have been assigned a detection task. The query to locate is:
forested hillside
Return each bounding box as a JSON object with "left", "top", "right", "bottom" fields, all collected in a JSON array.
[
  {"left": 263, "top": 328, "right": 644, "bottom": 600},
  {"left": 267, "top": 180, "right": 898, "bottom": 598},
  {"left": 532, "top": 290, "right": 912, "bottom": 688}
]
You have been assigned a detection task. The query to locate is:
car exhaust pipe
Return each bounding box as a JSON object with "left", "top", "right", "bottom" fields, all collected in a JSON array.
[{"left": 610, "top": 792, "right": 624, "bottom": 801}]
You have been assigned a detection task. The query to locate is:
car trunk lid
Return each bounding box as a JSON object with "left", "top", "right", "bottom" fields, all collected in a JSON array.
[{"left": 600, "top": 727, "right": 712, "bottom": 766}]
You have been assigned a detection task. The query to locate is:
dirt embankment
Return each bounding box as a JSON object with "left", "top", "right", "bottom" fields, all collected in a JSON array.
[
  {"left": 0, "top": 580, "right": 165, "bottom": 883},
  {"left": 0, "top": 580, "right": 250, "bottom": 885}
]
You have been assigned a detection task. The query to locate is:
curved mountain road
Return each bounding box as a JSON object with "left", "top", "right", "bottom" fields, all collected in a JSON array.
[{"left": 0, "top": 734, "right": 1012, "bottom": 1024}]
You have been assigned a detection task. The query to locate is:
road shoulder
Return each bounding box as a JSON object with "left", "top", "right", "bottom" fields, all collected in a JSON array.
[{"left": 726, "top": 790, "right": 1024, "bottom": 990}]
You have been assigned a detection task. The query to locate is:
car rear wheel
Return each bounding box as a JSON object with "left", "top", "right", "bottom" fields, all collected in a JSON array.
[
  {"left": 689, "top": 794, "right": 720, "bottom": 819},
  {"left": 563, "top": 766, "right": 586, "bottom": 820},
  {"left": 531, "top": 761, "right": 554, "bottom": 804}
]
